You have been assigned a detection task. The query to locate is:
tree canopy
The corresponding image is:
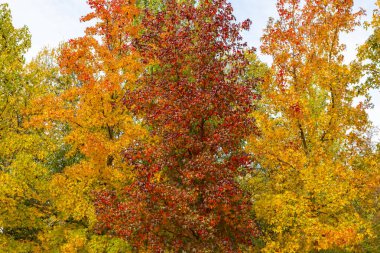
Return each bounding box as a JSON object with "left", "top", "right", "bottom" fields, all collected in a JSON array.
[{"left": 1, "top": 1, "right": 379, "bottom": 252}]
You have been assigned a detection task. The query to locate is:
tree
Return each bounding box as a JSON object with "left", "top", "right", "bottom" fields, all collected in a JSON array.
[
  {"left": 26, "top": 0, "right": 145, "bottom": 251},
  {"left": 357, "top": 1, "right": 380, "bottom": 250},
  {"left": 0, "top": 4, "right": 57, "bottom": 252},
  {"left": 358, "top": 0, "right": 380, "bottom": 92},
  {"left": 244, "top": 0, "right": 377, "bottom": 251},
  {"left": 95, "top": 0, "right": 258, "bottom": 251}
]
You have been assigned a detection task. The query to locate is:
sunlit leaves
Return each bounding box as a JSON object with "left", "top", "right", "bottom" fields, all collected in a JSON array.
[
  {"left": 0, "top": 4, "right": 57, "bottom": 251},
  {"left": 24, "top": 0, "right": 146, "bottom": 250},
  {"left": 245, "top": 0, "right": 377, "bottom": 252}
]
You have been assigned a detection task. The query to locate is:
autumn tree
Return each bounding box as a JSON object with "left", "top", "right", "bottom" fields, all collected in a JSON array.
[
  {"left": 0, "top": 5, "right": 59, "bottom": 252},
  {"left": 95, "top": 0, "right": 258, "bottom": 251},
  {"left": 359, "top": 0, "right": 380, "bottom": 92},
  {"left": 244, "top": 0, "right": 378, "bottom": 252},
  {"left": 26, "top": 0, "right": 145, "bottom": 251},
  {"left": 358, "top": 0, "right": 380, "bottom": 250}
]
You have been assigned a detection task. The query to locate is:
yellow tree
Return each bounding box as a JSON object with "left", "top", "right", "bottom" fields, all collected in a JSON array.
[
  {"left": 27, "top": 0, "right": 146, "bottom": 251},
  {"left": 358, "top": 0, "right": 380, "bottom": 250},
  {"left": 245, "top": 0, "right": 378, "bottom": 251},
  {"left": 359, "top": 0, "right": 380, "bottom": 91},
  {"left": 0, "top": 4, "right": 60, "bottom": 252}
]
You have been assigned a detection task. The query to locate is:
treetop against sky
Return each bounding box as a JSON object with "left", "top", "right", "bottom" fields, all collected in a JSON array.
[{"left": 5, "top": 0, "right": 380, "bottom": 138}]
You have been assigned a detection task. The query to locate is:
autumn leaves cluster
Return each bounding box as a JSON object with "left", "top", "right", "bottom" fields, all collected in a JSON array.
[{"left": 1, "top": 0, "right": 380, "bottom": 252}]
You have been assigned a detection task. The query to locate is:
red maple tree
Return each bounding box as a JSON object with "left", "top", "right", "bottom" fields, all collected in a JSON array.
[{"left": 95, "top": 0, "right": 258, "bottom": 251}]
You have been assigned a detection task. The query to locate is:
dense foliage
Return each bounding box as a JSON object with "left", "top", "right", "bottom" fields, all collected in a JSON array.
[
  {"left": 245, "top": 0, "right": 377, "bottom": 251},
  {"left": 1, "top": 0, "right": 379, "bottom": 252}
]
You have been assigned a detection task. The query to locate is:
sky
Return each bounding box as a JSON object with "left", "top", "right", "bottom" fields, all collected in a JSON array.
[{"left": 2, "top": 0, "right": 380, "bottom": 141}]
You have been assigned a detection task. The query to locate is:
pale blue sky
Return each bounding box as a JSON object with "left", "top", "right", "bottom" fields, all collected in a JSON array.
[{"left": 3, "top": 0, "right": 380, "bottom": 140}]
